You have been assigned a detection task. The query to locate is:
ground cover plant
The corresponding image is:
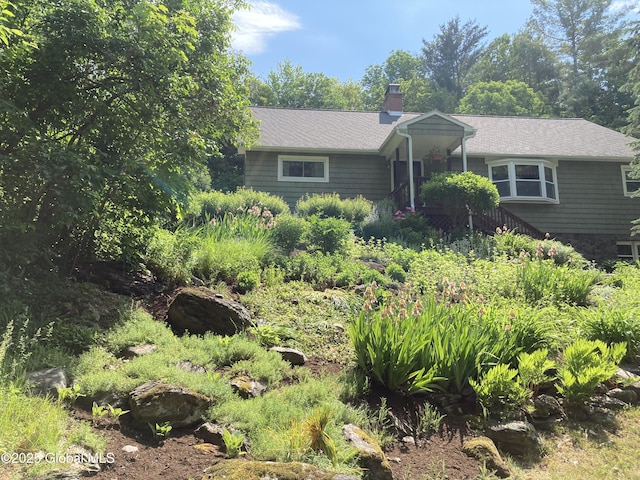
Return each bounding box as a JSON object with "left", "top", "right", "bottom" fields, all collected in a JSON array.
[{"left": 3, "top": 189, "right": 640, "bottom": 479}]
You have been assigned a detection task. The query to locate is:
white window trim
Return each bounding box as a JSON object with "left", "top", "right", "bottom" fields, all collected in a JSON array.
[
  {"left": 487, "top": 159, "right": 559, "bottom": 204},
  {"left": 621, "top": 165, "right": 640, "bottom": 197},
  {"left": 617, "top": 241, "right": 640, "bottom": 261},
  {"left": 277, "top": 155, "right": 329, "bottom": 183}
]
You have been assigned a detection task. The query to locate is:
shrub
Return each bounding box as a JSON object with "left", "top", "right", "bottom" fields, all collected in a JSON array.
[
  {"left": 189, "top": 188, "right": 289, "bottom": 223},
  {"left": 580, "top": 308, "right": 640, "bottom": 363},
  {"left": 237, "top": 271, "right": 260, "bottom": 294},
  {"left": 306, "top": 216, "right": 351, "bottom": 254},
  {"left": 385, "top": 263, "right": 406, "bottom": 283},
  {"left": 296, "top": 193, "right": 372, "bottom": 224},
  {"left": 520, "top": 259, "right": 601, "bottom": 306},
  {"left": 272, "top": 215, "right": 307, "bottom": 253},
  {"left": 493, "top": 228, "right": 587, "bottom": 267},
  {"left": 421, "top": 172, "right": 499, "bottom": 229}
]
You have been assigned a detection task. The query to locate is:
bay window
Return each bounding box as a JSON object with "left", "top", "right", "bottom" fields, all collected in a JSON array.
[{"left": 488, "top": 160, "right": 558, "bottom": 203}]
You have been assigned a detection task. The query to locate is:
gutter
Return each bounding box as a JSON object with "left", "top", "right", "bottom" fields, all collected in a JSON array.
[{"left": 396, "top": 128, "right": 415, "bottom": 211}]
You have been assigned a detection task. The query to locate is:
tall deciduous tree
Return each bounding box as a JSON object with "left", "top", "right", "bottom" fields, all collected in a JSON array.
[
  {"left": 421, "top": 16, "right": 489, "bottom": 101},
  {"left": 252, "top": 59, "right": 363, "bottom": 110},
  {"left": 0, "top": 0, "right": 255, "bottom": 269},
  {"left": 361, "top": 50, "right": 425, "bottom": 110},
  {"left": 458, "top": 80, "right": 549, "bottom": 116},
  {"left": 469, "top": 32, "right": 560, "bottom": 112}
]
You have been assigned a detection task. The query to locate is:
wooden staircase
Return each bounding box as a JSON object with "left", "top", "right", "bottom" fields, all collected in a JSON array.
[{"left": 390, "top": 178, "right": 545, "bottom": 239}]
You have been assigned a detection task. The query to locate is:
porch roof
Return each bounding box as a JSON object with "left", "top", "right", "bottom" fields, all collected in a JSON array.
[{"left": 249, "top": 106, "right": 635, "bottom": 160}]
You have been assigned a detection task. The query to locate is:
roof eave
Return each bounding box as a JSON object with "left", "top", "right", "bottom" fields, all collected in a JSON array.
[{"left": 246, "top": 146, "right": 382, "bottom": 156}]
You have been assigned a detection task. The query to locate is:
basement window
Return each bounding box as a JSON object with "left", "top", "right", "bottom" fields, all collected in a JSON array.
[
  {"left": 617, "top": 242, "right": 640, "bottom": 262},
  {"left": 278, "top": 155, "right": 329, "bottom": 183},
  {"left": 621, "top": 165, "right": 640, "bottom": 197},
  {"left": 488, "top": 160, "right": 558, "bottom": 203}
]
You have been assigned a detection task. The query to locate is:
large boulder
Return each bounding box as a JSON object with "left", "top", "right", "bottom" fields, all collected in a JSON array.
[
  {"left": 342, "top": 424, "right": 392, "bottom": 480},
  {"left": 487, "top": 420, "right": 543, "bottom": 457},
  {"left": 128, "top": 381, "right": 212, "bottom": 429},
  {"left": 26, "top": 368, "right": 68, "bottom": 398},
  {"left": 202, "top": 459, "right": 358, "bottom": 480},
  {"left": 167, "top": 288, "right": 252, "bottom": 336}
]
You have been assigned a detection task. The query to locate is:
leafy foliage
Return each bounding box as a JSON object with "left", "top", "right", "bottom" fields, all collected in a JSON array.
[
  {"left": 295, "top": 193, "right": 373, "bottom": 225},
  {"left": 520, "top": 259, "right": 601, "bottom": 305},
  {"left": 189, "top": 188, "right": 289, "bottom": 224},
  {"left": 470, "top": 363, "right": 529, "bottom": 417},
  {"left": 556, "top": 339, "right": 626, "bottom": 405},
  {"left": 0, "top": 0, "right": 255, "bottom": 269},
  {"left": 580, "top": 307, "right": 640, "bottom": 363},
  {"left": 272, "top": 215, "right": 308, "bottom": 253},
  {"left": 421, "top": 172, "right": 499, "bottom": 229},
  {"left": 306, "top": 216, "right": 352, "bottom": 254},
  {"left": 349, "top": 288, "right": 523, "bottom": 394},
  {"left": 458, "top": 80, "right": 548, "bottom": 116}
]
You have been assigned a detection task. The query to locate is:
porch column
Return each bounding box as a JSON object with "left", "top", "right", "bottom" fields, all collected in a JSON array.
[{"left": 397, "top": 129, "right": 415, "bottom": 211}]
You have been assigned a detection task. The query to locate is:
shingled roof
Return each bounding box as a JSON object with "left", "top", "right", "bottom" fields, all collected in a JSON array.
[{"left": 250, "top": 106, "right": 635, "bottom": 160}]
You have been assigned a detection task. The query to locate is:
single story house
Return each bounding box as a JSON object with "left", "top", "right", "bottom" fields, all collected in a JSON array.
[{"left": 242, "top": 84, "right": 639, "bottom": 262}]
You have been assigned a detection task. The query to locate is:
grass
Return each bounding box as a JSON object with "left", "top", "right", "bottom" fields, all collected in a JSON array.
[
  {"left": 514, "top": 408, "right": 640, "bottom": 479},
  {"left": 0, "top": 386, "right": 105, "bottom": 478}
]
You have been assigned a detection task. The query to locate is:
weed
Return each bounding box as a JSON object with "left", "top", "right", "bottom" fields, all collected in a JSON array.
[
  {"left": 416, "top": 402, "right": 446, "bottom": 438},
  {"left": 92, "top": 402, "right": 108, "bottom": 424},
  {"left": 57, "top": 384, "right": 84, "bottom": 404},
  {"left": 222, "top": 428, "right": 245, "bottom": 458},
  {"left": 303, "top": 407, "right": 338, "bottom": 465},
  {"left": 149, "top": 421, "right": 172, "bottom": 440}
]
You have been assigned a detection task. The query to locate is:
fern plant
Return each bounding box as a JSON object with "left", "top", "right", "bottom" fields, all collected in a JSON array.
[
  {"left": 470, "top": 363, "right": 529, "bottom": 418},
  {"left": 517, "top": 349, "right": 555, "bottom": 394},
  {"left": 556, "top": 339, "right": 626, "bottom": 406}
]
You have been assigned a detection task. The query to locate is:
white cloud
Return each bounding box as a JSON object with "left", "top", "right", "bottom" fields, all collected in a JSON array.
[{"left": 231, "top": 1, "right": 301, "bottom": 55}]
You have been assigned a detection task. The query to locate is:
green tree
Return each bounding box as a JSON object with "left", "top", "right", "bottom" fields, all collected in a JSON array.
[
  {"left": 361, "top": 50, "right": 425, "bottom": 109},
  {"left": 528, "top": 0, "right": 631, "bottom": 123},
  {"left": 458, "top": 80, "right": 549, "bottom": 116},
  {"left": 254, "top": 59, "right": 362, "bottom": 110},
  {"left": 622, "top": 20, "right": 640, "bottom": 234},
  {"left": 0, "top": 0, "right": 22, "bottom": 46},
  {"left": 469, "top": 32, "right": 560, "bottom": 112},
  {"left": 421, "top": 16, "right": 489, "bottom": 101},
  {"left": 0, "top": 0, "right": 255, "bottom": 269}
]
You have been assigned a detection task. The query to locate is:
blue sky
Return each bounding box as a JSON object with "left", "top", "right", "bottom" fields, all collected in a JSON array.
[{"left": 231, "top": 0, "right": 538, "bottom": 82}]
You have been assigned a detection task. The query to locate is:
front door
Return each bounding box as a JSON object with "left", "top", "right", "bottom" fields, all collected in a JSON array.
[{"left": 393, "top": 160, "right": 423, "bottom": 190}]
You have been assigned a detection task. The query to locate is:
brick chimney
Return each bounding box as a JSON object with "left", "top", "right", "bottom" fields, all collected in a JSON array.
[{"left": 383, "top": 84, "right": 403, "bottom": 116}]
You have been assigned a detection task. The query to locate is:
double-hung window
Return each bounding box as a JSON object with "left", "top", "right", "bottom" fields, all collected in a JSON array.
[
  {"left": 621, "top": 165, "right": 640, "bottom": 197},
  {"left": 278, "top": 155, "right": 329, "bottom": 182},
  {"left": 617, "top": 242, "right": 640, "bottom": 262},
  {"left": 488, "top": 160, "right": 558, "bottom": 203}
]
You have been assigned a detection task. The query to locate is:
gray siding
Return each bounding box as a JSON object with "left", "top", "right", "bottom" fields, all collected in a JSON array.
[
  {"left": 407, "top": 117, "right": 464, "bottom": 137},
  {"left": 505, "top": 161, "right": 639, "bottom": 237},
  {"left": 460, "top": 158, "right": 640, "bottom": 237},
  {"left": 245, "top": 151, "right": 391, "bottom": 206}
]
